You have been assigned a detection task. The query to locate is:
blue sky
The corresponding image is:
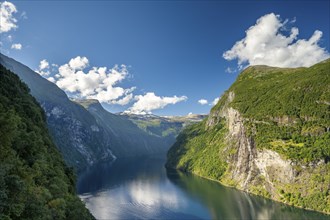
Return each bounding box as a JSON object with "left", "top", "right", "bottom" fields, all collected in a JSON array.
[{"left": 1, "top": 0, "right": 329, "bottom": 115}]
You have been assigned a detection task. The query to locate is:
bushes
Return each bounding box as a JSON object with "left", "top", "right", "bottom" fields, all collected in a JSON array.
[{"left": 166, "top": 119, "right": 228, "bottom": 180}]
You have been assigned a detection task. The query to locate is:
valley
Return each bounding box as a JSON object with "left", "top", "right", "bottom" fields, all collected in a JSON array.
[
  {"left": 0, "top": 1, "right": 329, "bottom": 219},
  {"left": 1, "top": 55, "right": 329, "bottom": 219}
]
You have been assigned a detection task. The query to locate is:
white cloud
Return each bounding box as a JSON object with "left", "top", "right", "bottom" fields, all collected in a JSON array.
[
  {"left": 111, "top": 93, "right": 133, "bottom": 105},
  {"left": 36, "top": 56, "right": 187, "bottom": 111},
  {"left": 39, "top": 59, "right": 49, "bottom": 70},
  {"left": 36, "top": 56, "right": 135, "bottom": 105},
  {"left": 198, "top": 99, "right": 208, "bottom": 105},
  {"left": 56, "top": 61, "right": 131, "bottom": 103},
  {"left": 47, "top": 77, "right": 55, "bottom": 83},
  {"left": 11, "top": 43, "right": 21, "bottom": 50},
  {"left": 126, "top": 92, "right": 187, "bottom": 114},
  {"left": 35, "top": 59, "right": 50, "bottom": 76},
  {"left": 211, "top": 97, "right": 219, "bottom": 106},
  {"left": 223, "top": 13, "right": 329, "bottom": 68},
  {"left": 68, "top": 56, "right": 89, "bottom": 70},
  {"left": 0, "top": 1, "right": 18, "bottom": 33}
]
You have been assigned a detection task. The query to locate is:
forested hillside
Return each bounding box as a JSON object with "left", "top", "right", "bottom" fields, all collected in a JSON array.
[
  {"left": 0, "top": 65, "right": 93, "bottom": 219},
  {"left": 167, "top": 59, "right": 330, "bottom": 214}
]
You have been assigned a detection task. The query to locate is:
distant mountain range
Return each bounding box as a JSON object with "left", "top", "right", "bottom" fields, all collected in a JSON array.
[
  {"left": 120, "top": 112, "right": 207, "bottom": 145},
  {"left": 0, "top": 53, "right": 205, "bottom": 171}
]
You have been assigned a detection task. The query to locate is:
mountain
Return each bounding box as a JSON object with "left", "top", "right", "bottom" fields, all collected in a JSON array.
[
  {"left": 0, "top": 54, "right": 115, "bottom": 171},
  {"left": 0, "top": 65, "right": 93, "bottom": 219},
  {"left": 73, "top": 99, "right": 170, "bottom": 157},
  {"left": 120, "top": 112, "right": 207, "bottom": 146},
  {"left": 166, "top": 59, "right": 330, "bottom": 214}
]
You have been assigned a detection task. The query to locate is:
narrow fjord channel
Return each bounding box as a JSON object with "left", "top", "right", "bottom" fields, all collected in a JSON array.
[{"left": 77, "top": 157, "right": 328, "bottom": 220}]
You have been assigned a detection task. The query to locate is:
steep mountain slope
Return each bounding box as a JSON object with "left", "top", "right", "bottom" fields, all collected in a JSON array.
[
  {"left": 0, "top": 65, "right": 93, "bottom": 219},
  {"left": 167, "top": 59, "right": 330, "bottom": 214},
  {"left": 74, "top": 99, "right": 169, "bottom": 157},
  {"left": 0, "top": 53, "right": 114, "bottom": 171}
]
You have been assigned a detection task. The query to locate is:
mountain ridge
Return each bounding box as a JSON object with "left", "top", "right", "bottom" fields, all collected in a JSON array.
[
  {"left": 74, "top": 98, "right": 171, "bottom": 158},
  {"left": 0, "top": 53, "right": 115, "bottom": 171}
]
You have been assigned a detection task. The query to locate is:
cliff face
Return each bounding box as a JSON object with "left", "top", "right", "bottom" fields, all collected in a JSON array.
[
  {"left": 42, "top": 102, "right": 115, "bottom": 168},
  {"left": 208, "top": 92, "right": 296, "bottom": 194},
  {"left": 167, "top": 59, "right": 330, "bottom": 214}
]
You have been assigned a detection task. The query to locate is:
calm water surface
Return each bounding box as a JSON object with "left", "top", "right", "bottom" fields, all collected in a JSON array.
[{"left": 77, "top": 157, "right": 329, "bottom": 220}]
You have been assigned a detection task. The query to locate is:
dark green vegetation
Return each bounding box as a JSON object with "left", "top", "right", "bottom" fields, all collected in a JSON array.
[
  {"left": 0, "top": 65, "right": 93, "bottom": 219},
  {"left": 167, "top": 59, "right": 330, "bottom": 214},
  {"left": 167, "top": 119, "right": 228, "bottom": 180},
  {"left": 214, "top": 60, "right": 330, "bottom": 163}
]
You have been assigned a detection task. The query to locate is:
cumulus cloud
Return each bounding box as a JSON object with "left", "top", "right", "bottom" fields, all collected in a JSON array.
[
  {"left": 126, "top": 92, "right": 187, "bottom": 114},
  {"left": 36, "top": 56, "right": 188, "bottom": 112},
  {"left": 211, "top": 97, "right": 219, "bottom": 106},
  {"left": 35, "top": 59, "right": 50, "bottom": 76},
  {"left": 112, "top": 93, "right": 133, "bottom": 105},
  {"left": 0, "top": 1, "right": 18, "bottom": 33},
  {"left": 47, "top": 77, "right": 55, "bottom": 83},
  {"left": 39, "top": 59, "right": 49, "bottom": 70},
  {"left": 68, "top": 56, "right": 89, "bottom": 70},
  {"left": 10, "top": 43, "right": 21, "bottom": 50},
  {"left": 223, "top": 13, "right": 329, "bottom": 68},
  {"left": 198, "top": 99, "right": 208, "bottom": 105},
  {"left": 36, "top": 56, "right": 136, "bottom": 105},
  {"left": 55, "top": 57, "right": 135, "bottom": 104}
]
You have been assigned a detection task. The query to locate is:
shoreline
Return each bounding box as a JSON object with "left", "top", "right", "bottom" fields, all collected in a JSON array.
[{"left": 168, "top": 167, "right": 330, "bottom": 216}]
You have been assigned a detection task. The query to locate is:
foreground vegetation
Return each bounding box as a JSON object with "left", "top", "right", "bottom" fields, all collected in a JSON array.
[
  {"left": 167, "top": 59, "right": 330, "bottom": 214},
  {"left": 0, "top": 65, "right": 93, "bottom": 219}
]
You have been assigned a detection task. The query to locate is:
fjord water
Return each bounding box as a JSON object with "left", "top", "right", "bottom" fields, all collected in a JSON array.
[{"left": 77, "top": 157, "right": 328, "bottom": 220}]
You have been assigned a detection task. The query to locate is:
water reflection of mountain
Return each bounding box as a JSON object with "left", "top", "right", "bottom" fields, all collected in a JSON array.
[
  {"left": 77, "top": 157, "right": 166, "bottom": 194},
  {"left": 77, "top": 157, "right": 328, "bottom": 220},
  {"left": 166, "top": 169, "right": 328, "bottom": 220}
]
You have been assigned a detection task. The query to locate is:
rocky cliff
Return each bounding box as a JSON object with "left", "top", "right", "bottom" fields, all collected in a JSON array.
[{"left": 167, "top": 59, "right": 330, "bottom": 214}]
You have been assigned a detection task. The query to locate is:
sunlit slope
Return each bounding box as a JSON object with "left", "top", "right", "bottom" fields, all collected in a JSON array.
[{"left": 167, "top": 59, "right": 330, "bottom": 213}]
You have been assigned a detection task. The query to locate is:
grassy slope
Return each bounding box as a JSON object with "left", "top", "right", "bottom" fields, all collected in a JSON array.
[
  {"left": 167, "top": 59, "right": 330, "bottom": 213},
  {"left": 0, "top": 65, "right": 93, "bottom": 219}
]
